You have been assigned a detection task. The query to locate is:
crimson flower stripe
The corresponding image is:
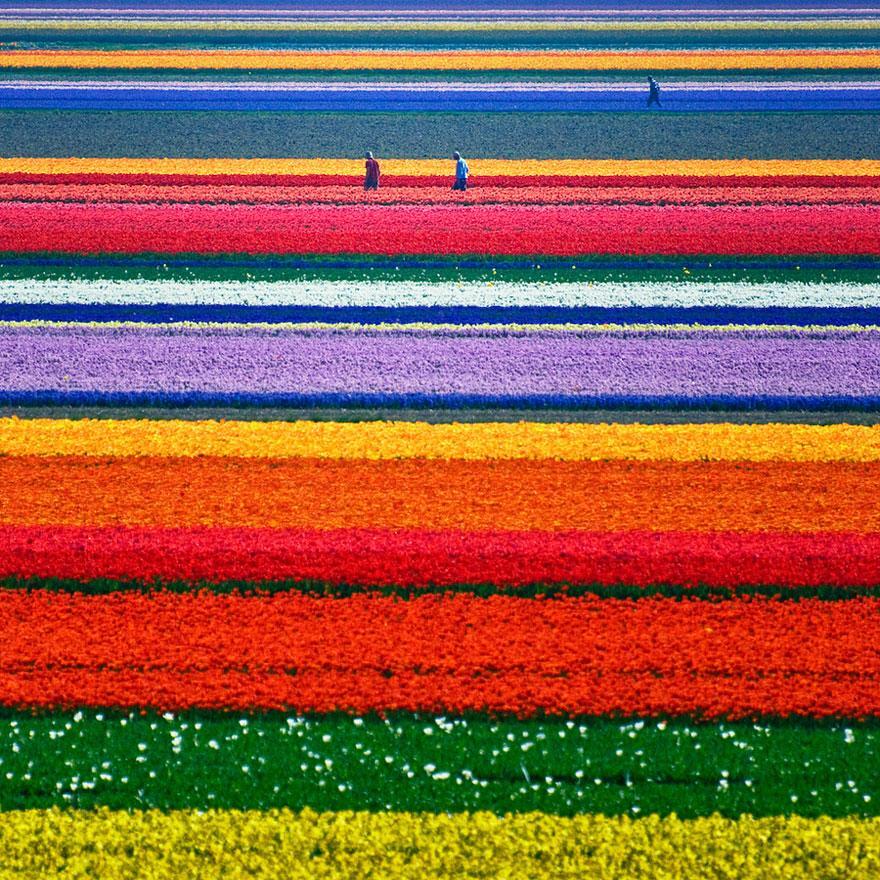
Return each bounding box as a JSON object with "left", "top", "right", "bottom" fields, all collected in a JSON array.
[
  {"left": 2, "top": 203, "right": 880, "bottom": 255},
  {"left": 1, "top": 526, "right": 879, "bottom": 587}
]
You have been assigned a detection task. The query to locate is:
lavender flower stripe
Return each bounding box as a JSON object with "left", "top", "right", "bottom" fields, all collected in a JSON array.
[{"left": 1, "top": 325, "right": 879, "bottom": 399}]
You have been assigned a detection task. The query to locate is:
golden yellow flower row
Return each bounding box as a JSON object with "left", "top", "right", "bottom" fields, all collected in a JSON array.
[
  {"left": 3, "top": 49, "right": 880, "bottom": 70},
  {"left": 4, "top": 417, "right": 880, "bottom": 461},
  {"left": 2, "top": 157, "right": 878, "bottom": 177},
  {"left": 3, "top": 320, "right": 872, "bottom": 333},
  {"left": 0, "top": 809, "right": 876, "bottom": 880}
]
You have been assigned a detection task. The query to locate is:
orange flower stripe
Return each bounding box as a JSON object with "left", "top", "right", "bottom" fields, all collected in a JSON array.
[
  {"left": 3, "top": 49, "right": 880, "bottom": 70},
  {"left": 4, "top": 456, "right": 880, "bottom": 532},
  {"left": 0, "top": 592, "right": 877, "bottom": 716},
  {"left": 2, "top": 158, "right": 879, "bottom": 177}
]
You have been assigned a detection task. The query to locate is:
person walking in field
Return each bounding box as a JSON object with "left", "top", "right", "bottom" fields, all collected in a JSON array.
[
  {"left": 452, "top": 151, "right": 469, "bottom": 191},
  {"left": 646, "top": 76, "right": 662, "bottom": 108},
  {"left": 364, "top": 151, "right": 380, "bottom": 190}
]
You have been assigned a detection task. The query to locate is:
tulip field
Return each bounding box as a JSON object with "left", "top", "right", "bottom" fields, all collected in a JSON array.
[{"left": 4, "top": 1, "right": 880, "bottom": 877}]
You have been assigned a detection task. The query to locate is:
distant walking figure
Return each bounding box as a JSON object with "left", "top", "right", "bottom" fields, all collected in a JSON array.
[
  {"left": 364, "top": 151, "right": 380, "bottom": 190},
  {"left": 452, "top": 151, "right": 469, "bottom": 191},
  {"left": 647, "top": 76, "right": 662, "bottom": 108}
]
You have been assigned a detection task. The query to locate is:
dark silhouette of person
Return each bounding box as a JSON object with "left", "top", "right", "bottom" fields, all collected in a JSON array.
[
  {"left": 364, "top": 151, "right": 380, "bottom": 190},
  {"left": 452, "top": 151, "right": 469, "bottom": 191},
  {"left": 647, "top": 76, "right": 662, "bottom": 108}
]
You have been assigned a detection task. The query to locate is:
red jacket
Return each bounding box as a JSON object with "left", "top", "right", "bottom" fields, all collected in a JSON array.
[{"left": 365, "top": 158, "right": 380, "bottom": 183}]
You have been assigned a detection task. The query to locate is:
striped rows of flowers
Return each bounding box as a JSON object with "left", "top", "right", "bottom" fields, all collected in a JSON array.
[
  {"left": 4, "top": 13, "right": 880, "bottom": 872},
  {"left": 2, "top": 279, "right": 879, "bottom": 873}
]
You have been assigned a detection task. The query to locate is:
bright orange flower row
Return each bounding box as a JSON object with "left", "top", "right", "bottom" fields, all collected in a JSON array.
[
  {"left": 0, "top": 592, "right": 876, "bottom": 716},
  {"left": 4, "top": 456, "right": 880, "bottom": 532}
]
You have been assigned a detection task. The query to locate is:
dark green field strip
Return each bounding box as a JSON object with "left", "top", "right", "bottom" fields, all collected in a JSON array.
[
  {"left": 8, "top": 406, "right": 880, "bottom": 424},
  {"left": 0, "top": 710, "right": 874, "bottom": 816},
  {"left": 2, "top": 70, "right": 872, "bottom": 84},
  {"left": 3, "top": 111, "right": 878, "bottom": 159},
  {"left": 2, "top": 258, "right": 879, "bottom": 285},
  {"left": 7, "top": 29, "right": 880, "bottom": 50},
  {"left": 4, "top": 576, "right": 880, "bottom": 600}
]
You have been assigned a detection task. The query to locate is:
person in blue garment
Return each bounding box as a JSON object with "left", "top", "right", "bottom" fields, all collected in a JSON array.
[
  {"left": 647, "top": 76, "right": 662, "bottom": 108},
  {"left": 452, "top": 151, "right": 469, "bottom": 191}
]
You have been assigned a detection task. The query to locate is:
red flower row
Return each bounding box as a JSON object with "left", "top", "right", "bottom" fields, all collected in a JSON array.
[
  {"left": 2, "top": 184, "right": 875, "bottom": 207},
  {"left": 2, "top": 525, "right": 880, "bottom": 587},
  {"left": 0, "top": 591, "right": 876, "bottom": 716},
  {"left": 1, "top": 203, "right": 878, "bottom": 254}
]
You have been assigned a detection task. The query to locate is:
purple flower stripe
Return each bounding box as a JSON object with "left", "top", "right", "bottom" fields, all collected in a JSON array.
[{"left": 1, "top": 326, "right": 878, "bottom": 398}]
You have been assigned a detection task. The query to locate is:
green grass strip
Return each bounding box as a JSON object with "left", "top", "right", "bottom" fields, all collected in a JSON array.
[
  {"left": 0, "top": 710, "right": 875, "bottom": 816},
  {"left": 6, "top": 28, "right": 880, "bottom": 50},
  {"left": 4, "top": 110, "right": 878, "bottom": 160},
  {"left": 1, "top": 256, "right": 878, "bottom": 285},
  {"left": 8, "top": 406, "right": 880, "bottom": 424},
  {"left": 3, "top": 576, "right": 880, "bottom": 601},
  {"left": 2, "top": 70, "right": 872, "bottom": 83}
]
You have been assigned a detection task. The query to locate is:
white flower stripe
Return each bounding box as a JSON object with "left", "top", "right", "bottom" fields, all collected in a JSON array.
[{"left": 2, "top": 279, "right": 880, "bottom": 308}]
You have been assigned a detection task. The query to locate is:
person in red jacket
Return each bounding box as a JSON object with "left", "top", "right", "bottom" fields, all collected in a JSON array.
[{"left": 364, "top": 151, "right": 380, "bottom": 190}]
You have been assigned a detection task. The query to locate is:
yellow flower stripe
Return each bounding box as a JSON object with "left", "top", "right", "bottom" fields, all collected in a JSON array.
[
  {"left": 5, "top": 418, "right": 880, "bottom": 461},
  {"left": 3, "top": 320, "right": 875, "bottom": 333},
  {"left": 3, "top": 49, "right": 880, "bottom": 70},
  {"left": 0, "top": 809, "right": 877, "bottom": 879},
  {"left": 8, "top": 18, "right": 880, "bottom": 31},
  {"left": 3, "top": 156, "right": 880, "bottom": 177}
]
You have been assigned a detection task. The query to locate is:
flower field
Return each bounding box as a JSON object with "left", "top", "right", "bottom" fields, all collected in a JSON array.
[{"left": 3, "top": 1, "right": 880, "bottom": 877}]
